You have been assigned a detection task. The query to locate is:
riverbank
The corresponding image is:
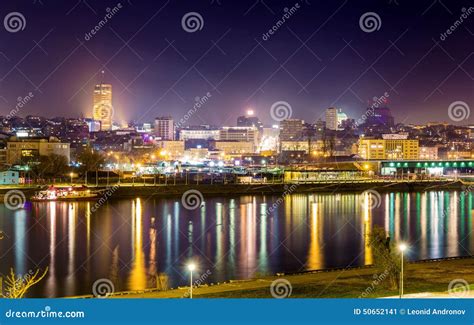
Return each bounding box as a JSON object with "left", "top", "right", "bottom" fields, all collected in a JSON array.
[
  {"left": 100, "top": 257, "right": 474, "bottom": 299},
  {"left": 0, "top": 179, "right": 469, "bottom": 200}
]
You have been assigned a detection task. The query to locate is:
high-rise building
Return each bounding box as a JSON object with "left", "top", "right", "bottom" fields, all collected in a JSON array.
[
  {"left": 363, "top": 106, "right": 395, "bottom": 127},
  {"left": 325, "top": 107, "right": 338, "bottom": 131},
  {"left": 93, "top": 83, "right": 113, "bottom": 131},
  {"left": 279, "top": 119, "right": 304, "bottom": 141},
  {"left": 154, "top": 116, "right": 175, "bottom": 140},
  {"left": 325, "top": 107, "right": 348, "bottom": 131}
]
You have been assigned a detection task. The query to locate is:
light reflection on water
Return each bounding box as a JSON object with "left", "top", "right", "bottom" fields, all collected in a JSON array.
[{"left": 0, "top": 191, "right": 472, "bottom": 297}]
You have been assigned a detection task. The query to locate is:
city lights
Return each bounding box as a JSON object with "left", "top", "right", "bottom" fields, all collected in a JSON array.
[{"left": 187, "top": 262, "right": 197, "bottom": 299}]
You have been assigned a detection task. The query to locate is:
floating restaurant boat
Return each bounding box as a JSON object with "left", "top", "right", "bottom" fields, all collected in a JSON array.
[{"left": 31, "top": 186, "right": 99, "bottom": 201}]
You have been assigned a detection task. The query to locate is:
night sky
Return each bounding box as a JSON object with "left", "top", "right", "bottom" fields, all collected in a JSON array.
[{"left": 0, "top": 0, "right": 473, "bottom": 126}]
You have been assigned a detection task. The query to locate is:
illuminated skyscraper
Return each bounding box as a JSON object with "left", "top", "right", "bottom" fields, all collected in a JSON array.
[
  {"left": 325, "top": 107, "right": 347, "bottom": 131},
  {"left": 93, "top": 83, "right": 113, "bottom": 131},
  {"left": 154, "top": 116, "right": 175, "bottom": 140}
]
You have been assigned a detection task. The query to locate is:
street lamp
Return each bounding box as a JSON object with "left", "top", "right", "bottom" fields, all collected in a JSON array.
[
  {"left": 399, "top": 243, "right": 408, "bottom": 299},
  {"left": 187, "top": 263, "right": 196, "bottom": 299},
  {"left": 70, "top": 172, "right": 74, "bottom": 185}
]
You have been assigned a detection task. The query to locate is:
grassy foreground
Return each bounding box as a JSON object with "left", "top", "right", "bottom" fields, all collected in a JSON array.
[{"left": 109, "top": 257, "right": 474, "bottom": 299}]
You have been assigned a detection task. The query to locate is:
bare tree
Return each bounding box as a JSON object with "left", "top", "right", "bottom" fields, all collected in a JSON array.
[{"left": 0, "top": 267, "right": 48, "bottom": 298}]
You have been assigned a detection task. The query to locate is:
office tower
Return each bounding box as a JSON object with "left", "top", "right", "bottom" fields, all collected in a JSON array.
[
  {"left": 93, "top": 83, "right": 113, "bottom": 131},
  {"left": 364, "top": 106, "right": 395, "bottom": 127},
  {"left": 325, "top": 107, "right": 347, "bottom": 131},
  {"left": 279, "top": 119, "right": 304, "bottom": 141},
  {"left": 154, "top": 116, "right": 175, "bottom": 140}
]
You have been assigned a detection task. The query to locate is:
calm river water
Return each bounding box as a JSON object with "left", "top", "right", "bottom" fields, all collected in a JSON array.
[{"left": 0, "top": 190, "right": 473, "bottom": 297}]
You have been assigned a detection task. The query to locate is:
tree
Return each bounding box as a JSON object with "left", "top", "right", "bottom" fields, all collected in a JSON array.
[
  {"left": 368, "top": 226, "right": 400, "bottom": 290},
  {"left": 77, "top": 148, "right": 105, "bottom": 175},
  {"left": 30, "top": 154, "right": 69, "bottom": 179},
  {"left": 0, "top": 267, "right": 48, "bottom": 298}
]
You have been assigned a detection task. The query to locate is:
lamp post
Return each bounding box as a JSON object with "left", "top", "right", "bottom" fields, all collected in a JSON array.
[
  {"left": 187, "top": 263, "right": 196, "bottom": 299},
  {"left": 70, "top": 172, "right": 73, "bottom": 185},
  {"left": 399, "top": 243, "right": 407, "bottom": 299}
]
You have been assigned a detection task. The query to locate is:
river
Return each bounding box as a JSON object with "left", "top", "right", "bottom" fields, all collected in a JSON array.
[{"left": 0, "top": 190, "right": 472, "bottom": 297}]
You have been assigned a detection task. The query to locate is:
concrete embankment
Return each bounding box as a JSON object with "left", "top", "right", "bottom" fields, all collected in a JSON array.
[
  {"left": 0, "top": 180, "right": 468, "bottom": 200},
  {"left": 99, "top": 180, "right": 467, "bottom": 199}
]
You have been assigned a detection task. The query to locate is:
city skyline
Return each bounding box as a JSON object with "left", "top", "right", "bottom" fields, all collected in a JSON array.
[{"left": 0, "top": 0, "right": 472, "bottom": 126}]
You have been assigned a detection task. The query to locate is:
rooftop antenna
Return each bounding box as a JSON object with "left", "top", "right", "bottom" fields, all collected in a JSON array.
[{"left": 100, "top": 70, "right": 105, "bottom": 95}]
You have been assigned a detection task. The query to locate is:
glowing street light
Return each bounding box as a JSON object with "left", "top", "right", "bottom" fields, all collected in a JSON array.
[
  {"left": 398, "top": 243, "right": 408, "bottom": 298},
  {"left": 187, "top": 263, "right": 196, "bottom": 299}
]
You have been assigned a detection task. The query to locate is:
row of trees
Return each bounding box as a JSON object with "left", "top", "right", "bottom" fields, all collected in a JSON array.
[{"left": 25, "top": 147, "right": 105, "bottom": 179}]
